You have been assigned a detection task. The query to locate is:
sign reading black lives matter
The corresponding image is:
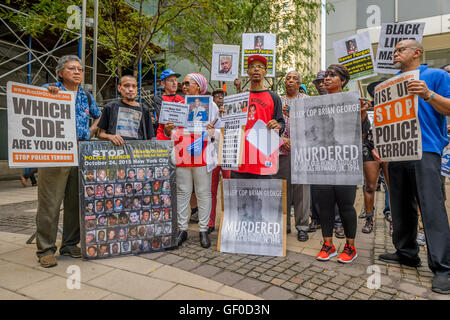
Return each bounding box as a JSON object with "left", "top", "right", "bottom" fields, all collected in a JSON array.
[
  {"left": 375, "top": 22, "right": 425, "bottom": 74},
  {"left": 218, "top": 179, "right": 286, "bottom": 257},
  {"left": 373, "top": 70, "right": 421, "bottom": 162},
  {"left": 79, "top": 140, "right": 177, "bottom": 259},
  {"left": 7, "top": 82, "right": 78, "bottom": 167},
  {"left": 290, "top": 92, "right": 363, "bottom": 185}
]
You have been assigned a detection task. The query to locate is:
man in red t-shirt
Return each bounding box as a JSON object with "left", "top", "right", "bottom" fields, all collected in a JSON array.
[{"left": 232, "top": 55, "right": 285, "bottom": 178}]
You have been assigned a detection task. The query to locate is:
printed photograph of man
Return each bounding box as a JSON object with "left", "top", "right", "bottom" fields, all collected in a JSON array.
[
  {"left": 188, "top": 97, "right": 209, "bottom": 123},
  {"left": 137, "top": 168, "right": 146, "bottom": 180},
  {"left": 97, "top": 229, "right": 106, "bottom": 242},
  {"left": 137, "top": 226, "right": 146, "bottom": 238},
  {"left": 86, "top": 231, "right": 95, "bottom": 244},
  {"left": 152, "top": 195, "right": 161, "bottom": 206},
  {"left": 130, "top": 211, "right": 140, "bottom": 224},
  {"left": 254, "top": 35, "right": 264, "bottom": 49},
  {"left": 119, "top": 212, "right": 129, "bottom": 225},
  {"left": 127, "top": 168, "right": 136, "bottom": 180},
  {"left": 117, "top": 227, "right": 127, "bottom": 240},
  {"left": 85, "top": 169, "right": 96, "bottom": 183},
  {"left": 153, "top": 180, "right": 162, "bottom": 194},
  {"left": 107, "top": 213, "right": 118, "bottom": 226},
  {"left": 117, "top": 168, "right": 126, "bottom": 180},
  {"left": 163, "top": 208, "right": 171, "bottom": 221},
  {"left": 162, "top": 167, "right": 170, "bottom": 178},
  {"left": 134, "top": 182, "right": 143, "bottom": 194},
  {"left": 121, "top": 241, "right": 131, "bottom": 254},
  {"left": 142, "top": 196, "right": 151, "bottom": 208},
  {"left": 107, "top": 228, "right": 116, "bottom": 241},
  {"left": 85, "top": 202, "right": 94, "bottom": 213},
  {"left": 97, "top": 169, "right": 107, "bottom": 182},
  {"left": 304, "top": 112, "right": 337, "bottom": 148},
  {"left": 97, "top": 214, "right": 107, "bottom": 227},
  {"left": 248, "top": 103, "right": 257, "bottom": 120},
  {"left": 85, "top": 186, "right": 95, "bottom": 198},
  {"left": 219, "top": 55, "right": 233, "bottom": 75},
  {"left": 346, "top": 39, "right": 358, "bottom": 54},
  {"left": 95, "top": 184, "right": 104, "bottom": 198},
  {"left": 110, "top": 242, "right": 120, "bottom": 255},
  {"left": 85, "top": 215, "right": 96, "bottom": 229},
  {"left": 147, "top": 225, "right": 154, "bottom": 237},
  {"left": 162, "top": 180, "right": 170, "bottom": 193},
  {"left": 162, "top": 236, "right": 171, "bottom": 248},
  {"left": 143, "top": 182, "right": 152, "bottom": 194},
  {"left": 114, "top": 198, "right": 123, "bottom": 211},
  {"left": 151, "top": 237, "right": 161, "bottom": 249},
  {"left": 154, "top": 167, "right": 163, "bottom": 179},
  {"left": 95, "top": 200, "right": 104, "bottom": 213},
  {"left": 115, "top": 183, "right": 124, "bottom": 196},
  {"left": 123, "top": 197, "right": 132, "bottom": 210},
  {"left": 155, "top": 224, "right": 163, "bottom": 236},
  {"left": 98, "top": 244, "right": 108, "bottom": 257},
  {"left": 128, "top": 226, "right": 137, "bottom": 240},
  {"left": 146, "top": 168, "right": 153, "bottom": 179},
  {"left": 132, "top": 196, "right": 141, "bottom": 209},
  {"left": 162, "top": 194, "right": 171, "bottom": 207},
  {"left": 105, "top": 184, "right": 114, "bottom": 198},
  {"left": 105, "top": 199, "right": 114, "bottom": 212},
  {"left": 131, "top": 240, "right": 141, "bottom": 252},
  {"left": 141, "top": 210, "right": 151, "bottom": 223},
  {"left": 141, "top": 240, "right": 150, "bottom": 252},
  {"left": 163, "top": 222, "right": 172, "bottom": 235},
  {"left": 125, "top": 183, "right": 134, "bottom": 196},
  {"left": 87, "top": 246, "right": 97, "bottom": 257},
  {"left": 152, "top": 209, "right": 161, "bottom": 222}
]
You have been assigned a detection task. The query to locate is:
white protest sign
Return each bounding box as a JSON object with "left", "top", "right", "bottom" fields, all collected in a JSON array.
[
  {"left": 241, "top": 33, "right": 276, "bottom": 77},
  {"left": 159, "top": 101, "right": 189, "bottom": 127},
  {"left": 333, "top": 31, "right": 376, "bottom": 81},
  {"left": 211, "top": 44, "right": 240, "bottom": 82},
  {"left": 7, "top": 82, "right": 78, "bottom": 167},
  {"left": 373, "top": 70, "right": 422, "bottom": 161},
  {"left": 375, "top": 23, "right": 425, "bottom": 74}
]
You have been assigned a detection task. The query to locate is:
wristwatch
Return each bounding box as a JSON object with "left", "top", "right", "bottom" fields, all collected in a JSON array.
[{"left": 424, "top": 91, "right": 435, "bottom": 102}]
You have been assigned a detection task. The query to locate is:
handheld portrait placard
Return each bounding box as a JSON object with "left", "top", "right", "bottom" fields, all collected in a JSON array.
[
  {"left": 211, "top": 44, "right": 240, "bottom": 82},
  {"left": 375, "top": 23, "right": 425, "bottom": 74},
  {"left": 333, "top": 31, "right": 376, "bottom": 81},
  {"left": 373, "top": 70, "right": 422, "bottom": 162},
  {"left": 290, "top": 92, "right": 363, "bottom": 185},
  {"left": 79, "top": 140, "right": 177, "bottom": 259},
  {"left": 7, "top": 81, "right": 78, "bottom": 167},
  {"left": 241, "top": 33, "right": 276, "bottom": 77},
  {"left": 185, "top": 95, "right": 213, "bottom": 131},
  {"left": 218, "top": 179, "right": 286, "bottom": 257},
  {"left": 159, "top": 101, "right": 190, "bottom": 127}
]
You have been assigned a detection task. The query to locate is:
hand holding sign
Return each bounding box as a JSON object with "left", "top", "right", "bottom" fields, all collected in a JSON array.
[{"left": 407, "top": 80, "right": 431, "bottom": 100}]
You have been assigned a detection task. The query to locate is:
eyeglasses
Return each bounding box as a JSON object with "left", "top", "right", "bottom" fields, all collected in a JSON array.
[
  {"left": 248, "top": 64, "right": 266, "bottom": 70},
  {"left": 66, "top": 66, "right": 83, "bottom": 72},
  {"left": 393, "top": 47, "right": 418, "bottom": 54}
]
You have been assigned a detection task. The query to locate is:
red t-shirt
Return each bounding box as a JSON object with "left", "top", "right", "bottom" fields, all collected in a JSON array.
[{"left": 236, "top": 90, "right": 284, "bottom": 175}]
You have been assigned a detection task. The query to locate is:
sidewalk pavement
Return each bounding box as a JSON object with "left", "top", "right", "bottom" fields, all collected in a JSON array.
[{"left": 0, "top": 179, "right": 449, "bottom": 300}]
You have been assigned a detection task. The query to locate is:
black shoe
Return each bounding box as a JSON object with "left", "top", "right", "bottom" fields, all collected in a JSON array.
[
  {"left": 207, "top": 226, "right": 215, "bottom": 234},
  {"left": 432, "top": 275, "right": 450, "bottom": 294},
  {"left": 287, "top": 225, "right": 291, "bottom": 234},
  {"left": 297, "top": 230, "right": 308, "bottom": 242},
  {"left": 199, "top": 232, "right": 211, "bottom": 248},
  {"left": 335, "top": 225, "right": 345, "bottom": 239},
  {"left": 176, "top": 231, "right": 188, "bottom": 246},
  {"left": 189, "top": 207, "right": 199, "bottom": 223},
  {"left": 307, "top": 220, "right": 320, "bottom": 233},
  {"left": 379, "top": 252, "right": 421, "bottom": 267}
]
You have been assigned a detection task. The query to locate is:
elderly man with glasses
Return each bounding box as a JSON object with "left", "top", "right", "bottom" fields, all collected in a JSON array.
[{"left": 37, "top": 55, "right": 101, "bottom": 268}]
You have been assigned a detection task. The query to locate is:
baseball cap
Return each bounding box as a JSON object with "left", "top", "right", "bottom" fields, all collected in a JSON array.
[
  {"left": 212, "top": 88, "right": 226, "bottom": 96},
  {"left": 247, "top": 55, "right": 267, "bottom": 67},
  {"left": 312, "top": 71, "right": 326, "bottom": 84},
  {"left": 160, "top": 69, "right": 181, "bottom": 81}
]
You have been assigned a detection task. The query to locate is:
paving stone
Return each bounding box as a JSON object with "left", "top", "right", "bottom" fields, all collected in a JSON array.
[
  {"left": 331, "top": 291, "right": 348, "bottom": 300},
  {"left": 260, "top": 285, "right": 294, "bottom": 300},
  {"left": 345, "top": 281, "right": 361, "bottom": 290},
  {"left": 379, "top": 286, "right": 398, "bottom": 295},
  {"left": 351, "top": 292, "right": 370, "bottom": 300},
  {"left": 0, "top": 262, "right": 53, "bottom": 291},
  {"left": 139, "top": 251, "right": 166, "bottom": 261},
  {"left": 247, "top": 271, "right": 261, "bottom": 278},
  {"left": 233, "top": 278, "right": 269, "bottom": 295},
  {"left": 270, "top": 278, "right": 285, "bottom": 286},
  {"left": 315, "top": 273, "right": 331, "bottom": 282},
  {"left": 316, "top": 286, "right": 334, "bottom": 295},
  {"left": 225, "top": 264, "right": 240, "bottom": 272},
  {"left": 258, "top": 275, "right": 273, "bottom": 283},
  {"left": 338, "top": 286, "right": 354, "bottom": 296},
  {"left": 281, "top": 281, "right": 298, "bottom": 291},
  {"left": 357, "top": 287, "right": 377, "bottom": 296},
  {"left": 374, "top": 292, "right": 393, "bottom": 300},
  {"left": 235, "top": 268, "right": 249, "bottom": 276},
  {"left": 157, "top": 284, "right": 229, "bottom": 300},
  {"left": 302, "top": 281, "right": 318, "bottom": 290},
  {"left": 253, "top": 267, "right": 266, "bottom": 273},
  {"left": 265, "top": 270, "right": 279, "bottom": 277},
  {"left": 309, "top": 266, "right": 324, "bottom": 273},
  {"left": 398, "top": 282, "right": 428, "bottom": 297},
  {"left": 216, "top": 262, "right": 229, "bottom": 269},
  {"left": 272, "top": 266, "right": 286, "bottom": 273},
  {"left": 284, "top": 269, "right": 296, "bottom": 277},
  {"left": 310, "top": 292, "right": 327, "bottom": 300},
  {"left": 155, "top": 253, "right": 184, "bottom": 265},
  {"left": 323, "top": 282, "right": 340, "bottom": 290},
  {"left": 310, "top": 277, "right": 325, "bottom": 286},
  {"left": 214, "top": 271, "right": 244, "bottom": 286},
  {"left": 397, "top": 291, "right": 415, "bottom": 300},
  {"left": 276, "top": 273, "right": 291, "bottom": 280}
]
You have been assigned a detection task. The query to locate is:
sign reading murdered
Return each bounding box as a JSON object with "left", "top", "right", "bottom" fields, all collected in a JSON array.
[
  {"left": 211, "top": 44, "right": 240, "bottom": 82},
  {"left": 7, "top": 82, "right": 78, "bottom": 167},
  {"left": 373, "top": 70, "right": 422, "bottom": 162},
  {"left": 219, "top": 179, "right": 286, "bottom": 257},
  {"left": 290, "top": 92, "right": 363, "bottom": 185},
  {"left": 375, "top": 23, "right": 425, "bottom": 74},
  {"left": 79, "top": 140, "right": 177, "bottom": 259},
  {"left": 333, "top": 31, "right": 376, "bottom": 81},
  {"left": 241, "top": 33, "right": 276, "bottom": 77}
]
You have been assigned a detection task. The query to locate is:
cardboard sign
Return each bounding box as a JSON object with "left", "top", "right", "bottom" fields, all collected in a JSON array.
[
  {"left": 241, "top": 33, "right": 276, "bottom": 77},
  {"left": 7, "top": 82, "right": 78, "bottom": 167},
  {"left": 373, "top": 70, "right": 422, "bottom": 161},
  {"left": 211, "top": 44, "right": 240, "bottom": 82},
  {"left": 375, "top": 23, "right": 425, "bottom": 74},
  {"left": 159, "top": 101, "right": 190, "bottom": 127},
  {"left": 79, "top": 140, "right": 177, "bottom": 259}
]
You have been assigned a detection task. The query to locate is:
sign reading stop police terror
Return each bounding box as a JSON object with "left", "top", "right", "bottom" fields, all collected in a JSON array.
[
  {"left": 7, "top": 82, "right": 78, "bottom": 167},
  {"left": 373, "top": 70, "right": 422, "bottom": 162}
]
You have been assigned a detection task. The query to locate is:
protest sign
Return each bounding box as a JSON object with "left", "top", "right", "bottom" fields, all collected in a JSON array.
[
  {"left": 211, "top": 44, "right": 240, "bottom": 82},
  {"left": 241, "top": 33, "right": 276, "bottom": 77},
  {"left": 159, "top": 101, "right": 190, "bottom": 127},
  {"left": 222, "top": 92, "right": 249, "bottom": 126},
  {"left": 185, "top": 95, "right": 213, "bottom": 131},
  {"left": 375, "top": 22, "right": 425, "bottom": 74},
  {"left": 7, "top": 81, "right": 78, "bottom": 167},
  {"left": 79, "top": 140, "right": 177, "bottom": 259},
  {"left": 373, "top": 70, "right": 422, "bottom": 162},
  {"left": 333, "top": 31, "right": 376, "bottom": 81},
  {"left": 441, "top": 143, "right": 450, "bottom": 178},
  {"left": 290, "top": 91, "right": 363, "bottom": 185},
  {"left": 218, "top": 179, "right": 286, "bottom": 257}
]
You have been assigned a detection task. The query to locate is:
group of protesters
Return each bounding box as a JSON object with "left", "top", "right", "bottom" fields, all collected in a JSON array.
[{"left": 33, "top": 38, "right": 450, "bottom": 294}]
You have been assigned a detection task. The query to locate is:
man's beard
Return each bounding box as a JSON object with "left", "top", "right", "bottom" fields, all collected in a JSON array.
[
  {"left": 124, "top": 96, "right": 135, "bottom": 102},
  {"left": 393, "top": 61, "right": 402, "bottom": 69}
]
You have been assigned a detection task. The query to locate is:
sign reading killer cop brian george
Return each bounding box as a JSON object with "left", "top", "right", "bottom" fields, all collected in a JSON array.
[{"left": 7, "top": 82, "right": 78, "bottom": 167}]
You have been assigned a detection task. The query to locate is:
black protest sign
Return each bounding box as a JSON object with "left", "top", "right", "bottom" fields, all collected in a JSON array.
[
  {"left": 373, "top": 70, "right": 422, "bottom": 161},
  {"left": 79, "top": 140, "right": 177, "bottom": 259}
]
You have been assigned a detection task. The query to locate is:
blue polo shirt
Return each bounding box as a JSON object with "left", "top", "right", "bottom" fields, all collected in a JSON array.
[
  {"left": 398, "top": 64, "right": 450, "bottom": 155},
  {"left": 42, "top": 82, "right": 101, "bottom": 140}
]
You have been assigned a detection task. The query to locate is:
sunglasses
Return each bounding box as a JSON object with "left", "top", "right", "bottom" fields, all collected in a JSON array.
[{"left": 324, "top": 71, "right": 338, "bottom": 78}]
